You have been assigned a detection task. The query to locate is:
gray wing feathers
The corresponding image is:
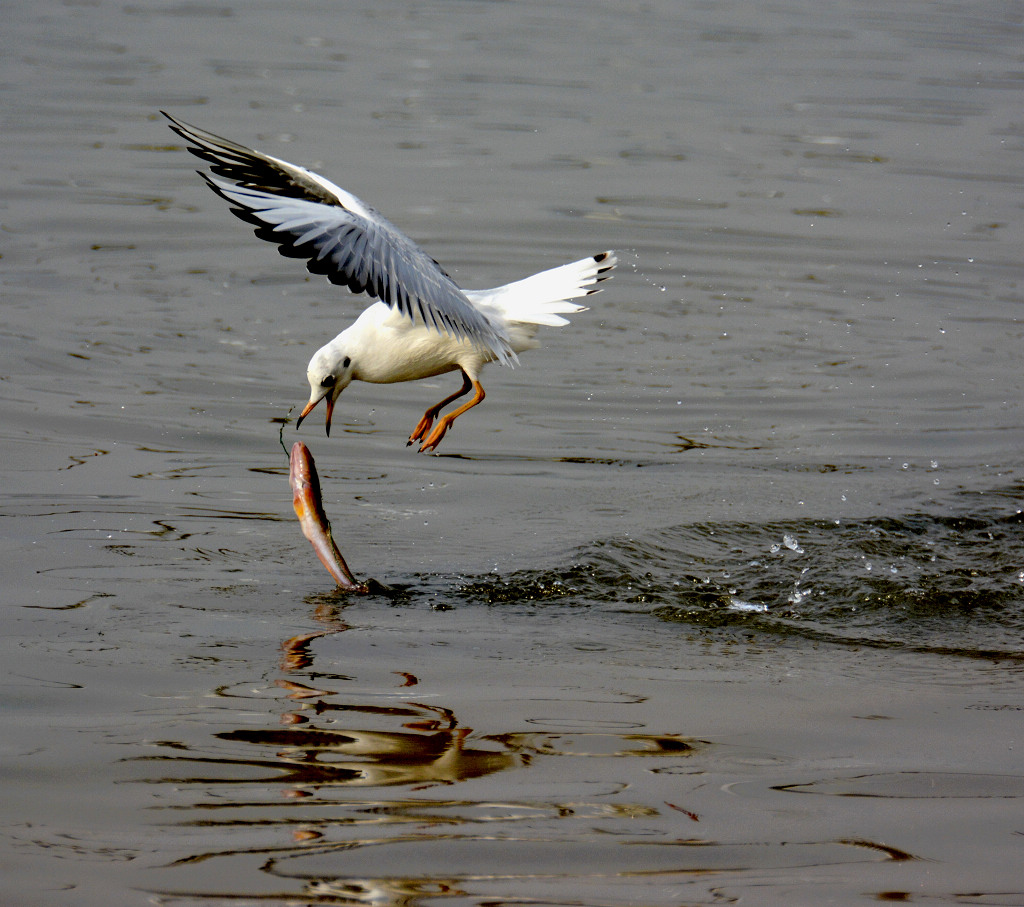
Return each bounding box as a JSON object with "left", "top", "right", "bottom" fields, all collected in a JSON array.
[{"left": 163, "top": 112, "right": 514, "bottom": 365}]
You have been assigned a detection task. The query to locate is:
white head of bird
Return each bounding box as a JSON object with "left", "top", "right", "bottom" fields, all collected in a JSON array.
[{"left": 297, "top": 343, "right": 355, "bottom": 437}]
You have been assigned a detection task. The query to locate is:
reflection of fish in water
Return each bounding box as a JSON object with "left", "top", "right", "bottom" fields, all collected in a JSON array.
[
  {"left": 218, "top": 725, "right": 520, "bottom": 787},
  {"left": 289, "top": 441, "right": 369, "bottom": 592}
]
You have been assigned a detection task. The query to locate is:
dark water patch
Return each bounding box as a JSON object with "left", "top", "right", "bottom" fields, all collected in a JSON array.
[
  {"left": 778, "top": 771, "right": 1024, "bottom": 800},
  {"left": 449, "top": 503, "right": 1024, "bottom": 660}
]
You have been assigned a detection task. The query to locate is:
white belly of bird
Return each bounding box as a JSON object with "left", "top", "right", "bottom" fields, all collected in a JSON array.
[{"left": 348, "top": 303, "right": 489, "bottom": 384}]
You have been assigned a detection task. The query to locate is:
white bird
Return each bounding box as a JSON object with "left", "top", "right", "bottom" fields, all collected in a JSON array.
[{"left": 164, "top": 113, "right": 616, "bottom": 452}]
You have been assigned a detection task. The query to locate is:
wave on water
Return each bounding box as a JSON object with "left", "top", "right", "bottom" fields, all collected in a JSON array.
[{"left": 451, "top": 505, "right": 1024, "bottom": 661}]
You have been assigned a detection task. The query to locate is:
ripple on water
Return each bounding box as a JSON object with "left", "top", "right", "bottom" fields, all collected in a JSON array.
[{"left": 453, "top": 496, "right": 1024, "bottom": 661}]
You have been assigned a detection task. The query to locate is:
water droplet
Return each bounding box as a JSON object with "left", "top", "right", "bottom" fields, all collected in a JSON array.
[
  {"left": 729, "top": 598, "right": 767, "bottom": 613},
  {"left": 782, "top": 534, "right": 803, "bottom": 553}
]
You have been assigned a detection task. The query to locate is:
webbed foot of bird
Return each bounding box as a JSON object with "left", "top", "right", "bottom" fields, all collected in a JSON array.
[
  {"left": 417, "top": 418, "right": 455, "bottom": 453},
  {"left": 407, "top": 413, "right": 436, "bottom": 447}
]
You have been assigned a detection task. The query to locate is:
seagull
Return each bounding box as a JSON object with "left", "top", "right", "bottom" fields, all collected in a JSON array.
[{"left": 163, "top": 112, "right": 616, "bottom": 452}]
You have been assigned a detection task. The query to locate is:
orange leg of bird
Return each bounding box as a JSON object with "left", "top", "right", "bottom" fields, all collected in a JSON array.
[
  {"left": 408, "top": 370, "right": 474, "bottom": 446},
  {"left": 418, "top": 379, "right": 486, "bottom": 453}
]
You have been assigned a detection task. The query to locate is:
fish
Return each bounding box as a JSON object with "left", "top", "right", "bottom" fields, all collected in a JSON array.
[{"left": 289, "top": 441, "right": 369, "bottom": 592}]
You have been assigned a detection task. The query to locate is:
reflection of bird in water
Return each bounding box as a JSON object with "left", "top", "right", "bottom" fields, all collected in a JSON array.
[{"left": 164, "top": 112, "right": 616, "bottom": 451}]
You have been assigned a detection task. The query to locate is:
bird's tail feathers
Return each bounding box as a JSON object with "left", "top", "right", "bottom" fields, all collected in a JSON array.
[{"left": 470, "top": 250, "right": 616, "bottom": 327}]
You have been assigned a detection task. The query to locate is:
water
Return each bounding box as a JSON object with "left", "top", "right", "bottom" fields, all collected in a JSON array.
[{"left": 3, "top": 0, "right": 1024, "bottom": 903}]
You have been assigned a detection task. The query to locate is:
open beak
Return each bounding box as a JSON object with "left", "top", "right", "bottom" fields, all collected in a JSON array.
[{"left": 296, "top": 394, "right": 335, "bottom": 437}]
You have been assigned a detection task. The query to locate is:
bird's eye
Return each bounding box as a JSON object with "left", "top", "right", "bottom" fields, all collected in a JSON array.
[
  {"left": 320, "top": 375, "right": 336, "bottom": 388},
  {"left": 342, "top": 356, "right": 351, "bottom": 369}
]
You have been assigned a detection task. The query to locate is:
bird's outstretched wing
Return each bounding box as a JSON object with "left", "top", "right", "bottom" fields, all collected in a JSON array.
[{"left": 163, "top": 112, "right": 514, "bottom": 364}]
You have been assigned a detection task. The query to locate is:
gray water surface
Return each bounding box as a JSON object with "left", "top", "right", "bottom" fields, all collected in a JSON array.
[{"left": 3, "top": 1, "right": 1024, "bottom": 904}]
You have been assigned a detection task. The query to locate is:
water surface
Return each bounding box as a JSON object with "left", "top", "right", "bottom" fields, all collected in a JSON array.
[{"left": 3, "top": 0, "right": 1023, "bottom": 904}]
